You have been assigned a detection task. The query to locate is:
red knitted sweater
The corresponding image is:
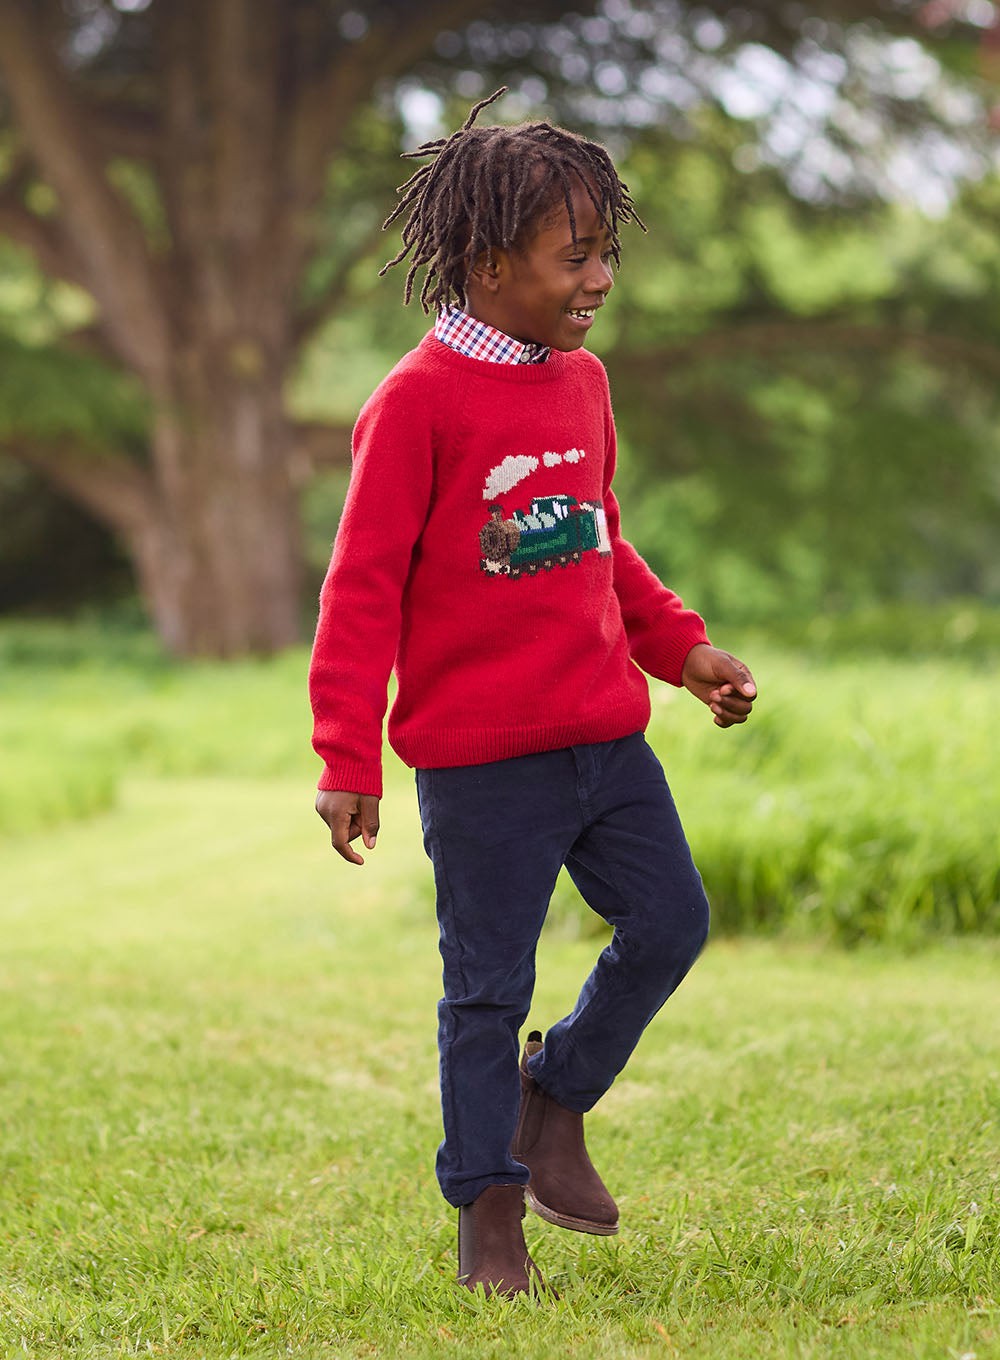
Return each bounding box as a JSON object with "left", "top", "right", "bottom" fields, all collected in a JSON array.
[{"left": 309, "top": 332, "right": 709, "bottom": 797}]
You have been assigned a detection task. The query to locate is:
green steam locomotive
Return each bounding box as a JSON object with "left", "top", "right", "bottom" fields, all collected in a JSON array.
[{"left": 479, "top": 495, "right": 611, "bottom": 578}]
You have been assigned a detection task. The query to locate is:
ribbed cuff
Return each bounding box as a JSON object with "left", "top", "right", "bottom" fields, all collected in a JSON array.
[
  {"left": 654, "top": 621, "right": 711, "bottom": 687},
  {"left": 317, "top": 760, "right": 383, "bottom": 800}
]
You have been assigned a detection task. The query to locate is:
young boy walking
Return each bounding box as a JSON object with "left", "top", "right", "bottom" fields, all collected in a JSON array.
[{"left": 309, "top": 90, "right": 756, "bottom": 1298}]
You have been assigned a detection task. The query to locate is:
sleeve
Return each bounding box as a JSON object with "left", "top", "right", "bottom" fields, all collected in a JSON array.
[
  {"left": 600, "top": 376, "right": 710, "bottom": 687},
  {"left": 308, "top": 370, "right": 436, "bottom": 797}
]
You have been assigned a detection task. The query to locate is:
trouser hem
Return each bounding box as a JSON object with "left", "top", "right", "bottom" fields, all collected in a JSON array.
[{"left": 441, "top": 1172, "right": 530, "bottom": 1210}]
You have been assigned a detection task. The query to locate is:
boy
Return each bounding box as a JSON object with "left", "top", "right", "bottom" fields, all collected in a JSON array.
[{"left": 309, "top": 90, "right": 756, "bottom": 1298}]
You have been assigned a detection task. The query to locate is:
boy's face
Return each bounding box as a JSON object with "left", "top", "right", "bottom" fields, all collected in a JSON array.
[{"left": 465, "top": 180, "right": 615, "bottom": 352}]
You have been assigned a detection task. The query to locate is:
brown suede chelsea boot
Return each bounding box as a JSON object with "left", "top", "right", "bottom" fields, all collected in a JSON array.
[
  {"left": 457, "top": 1184, "right": 546, "bottom": 1297},
  {"left": 511, "top": 1031, "right": 620, "bottom": 1235}
]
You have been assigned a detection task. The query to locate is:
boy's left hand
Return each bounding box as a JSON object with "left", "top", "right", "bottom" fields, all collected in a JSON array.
[{"left": 681, "top": 644, "right": 757, "bottom": 727}]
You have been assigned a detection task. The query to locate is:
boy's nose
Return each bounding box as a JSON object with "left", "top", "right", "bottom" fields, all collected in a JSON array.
[{"left": 587, "top": 260, "right": 614, "bottom": 295}]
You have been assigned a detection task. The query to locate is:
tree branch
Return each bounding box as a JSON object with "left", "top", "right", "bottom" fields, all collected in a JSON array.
[
  {"left": 155, "top": 0, "right": 291, "bottom": 331},
  {"left": 4, "top": 437, "right": 160, "bottom": 537},
  {"left": 208, "top": 0, "right": 282, "bottom": 246},
  {"left": 0, "top": 185, "right": 85, "bottom": 287},
  {"left": 0, "top": 0, "right": 171, "bottom": 387},
  {"left": 85, "top": 101, "right": 163, "bottom": 161},
  {"left": 60, "top": 324, "right": 126, "bottom": 366},
  {"left": 284, "top": 0, "right": 479, "bottom": 216},
  {"left": 154, "top": 0, "right": 211, "bottom": 268}
]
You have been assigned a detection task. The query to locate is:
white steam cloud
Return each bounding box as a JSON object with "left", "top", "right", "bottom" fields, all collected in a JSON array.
[
  {"left": 482, "top": 448, "right": 587, "bottom": 499},
  {"left": 483, "top": 454, "right": 539, "bottom": 500}
]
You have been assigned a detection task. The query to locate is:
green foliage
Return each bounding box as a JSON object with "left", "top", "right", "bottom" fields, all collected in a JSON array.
[
  {"left": 756, "top": 598, "right": 1000, "bottom": 659},
  {"left": 0, "top": 244, "right": 146, "bottom": 610},
  {"left": 0, "top": 236, "right": 92, "bottom": 344},
  {"left": 291, "top": 127, "right": 1000, "bottom": 630},
  {"left": 0, "top": 241, "right": 145, "bottom": 446},
  {"left": 603, "top": 144, "right": 1000, "bottom": 622},
  {"left": 2, "top": 13, "right": 999, "bottom": 643},
  {"left": 4, "top": 104, "right": 1000, "bottom": 627},
  {"left": 0, "top": 334, "right": 148, "bottom": 447},
  {"left": 612, "top": 343, "right": 1000, "bottom": 622}
]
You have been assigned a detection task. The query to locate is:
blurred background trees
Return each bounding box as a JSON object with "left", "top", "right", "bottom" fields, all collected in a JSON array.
[{"left": 0, "top": 0, "right": 997, "bottom": 654}]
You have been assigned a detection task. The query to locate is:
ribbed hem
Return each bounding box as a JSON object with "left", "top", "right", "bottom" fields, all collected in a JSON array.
[
  {"left": 317, "top": 759, "right": 382, "bottom": 800},
  {"left": 390, "top": 696, "right": 651, "bottom": 772}
]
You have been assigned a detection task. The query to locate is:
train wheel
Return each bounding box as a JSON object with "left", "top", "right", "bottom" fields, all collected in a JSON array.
[
  {"left": 571, "top": 551, "right": 582, "bottom": 563},
  {"left": 526, "top": 562, "right": 539, "bottom": 576},
  {"left": 557, "top": 554, "right": 569, "bottom": 567},
  {"left": 542, "top": 558, "right": 554, "bottom": 571}
]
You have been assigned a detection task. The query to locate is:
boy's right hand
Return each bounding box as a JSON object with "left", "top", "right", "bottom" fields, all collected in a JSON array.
[{"left": 315, "top": 790, "right": 380, "bottom": 866}]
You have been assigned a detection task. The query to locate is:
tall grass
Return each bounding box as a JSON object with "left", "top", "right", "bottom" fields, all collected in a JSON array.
[
  {"left": 0, "top": 620, "right": 314, "bottom": 835},
  {"left": 2, "top": 616, "right": 998, "bottom": 945},
  {"left": 645, "top": 651, "right": 1000, "bottom": 943}
]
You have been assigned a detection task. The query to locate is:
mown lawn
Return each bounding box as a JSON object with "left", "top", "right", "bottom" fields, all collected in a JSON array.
[{"left": 2, "top": 772, "right": 998, "bottom": 1359}]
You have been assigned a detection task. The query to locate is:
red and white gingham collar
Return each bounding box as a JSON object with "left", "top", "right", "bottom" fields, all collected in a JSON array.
[{"left": 434, "top": 306, "right": 550, "bottom": 365}]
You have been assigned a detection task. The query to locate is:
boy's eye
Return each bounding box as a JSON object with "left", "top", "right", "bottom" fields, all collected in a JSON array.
[{"left": 565, "top": 248, "right": 614, "bottom": 265}]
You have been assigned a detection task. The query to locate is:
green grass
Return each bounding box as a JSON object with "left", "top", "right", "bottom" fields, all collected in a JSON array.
[
  {"left": 2, "top": 775, "right": 999, "bottom": 1357},
  {"left": 2, "top": 618, "right": 998, "bottom": 945}
]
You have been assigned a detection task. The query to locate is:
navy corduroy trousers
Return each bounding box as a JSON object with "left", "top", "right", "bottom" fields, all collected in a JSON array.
[{"left": 416, "top": 732, "right": 710, "bottom": 1208}]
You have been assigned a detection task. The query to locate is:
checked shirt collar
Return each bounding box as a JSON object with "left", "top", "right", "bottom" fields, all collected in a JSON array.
[{"left": 434, "top": 306, "right": 551, "bottom": 365}]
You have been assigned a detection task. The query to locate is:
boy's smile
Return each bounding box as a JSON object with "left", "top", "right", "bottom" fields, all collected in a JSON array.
[{"left": 464, "top": 180, "right": 616, "bottom": 353}]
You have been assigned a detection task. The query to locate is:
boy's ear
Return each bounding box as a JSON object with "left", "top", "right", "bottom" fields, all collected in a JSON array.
[{"left": 467, "top": 248, "right": 505, "bottom": 294}]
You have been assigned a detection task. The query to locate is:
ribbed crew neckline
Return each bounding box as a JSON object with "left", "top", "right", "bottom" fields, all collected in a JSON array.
[{"left": 422, "top": 330, "right": 577, "bottom": 384}]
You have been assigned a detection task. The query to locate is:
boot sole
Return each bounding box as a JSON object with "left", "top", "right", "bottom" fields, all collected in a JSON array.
[{"left": 525, "top": 1188, "right": 620, "bottom": 1236}]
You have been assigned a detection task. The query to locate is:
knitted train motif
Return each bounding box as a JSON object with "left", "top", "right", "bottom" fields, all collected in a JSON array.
[{"left": 479, "top": 495, "right": 611, "bottom": 578}]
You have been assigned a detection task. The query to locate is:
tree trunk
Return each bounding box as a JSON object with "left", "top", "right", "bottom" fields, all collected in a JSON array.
[
  {"left": 0, "top": 0, "right": 483, "bottom": 655},
  {"left": 128, "top": 352, "right": 303, "bottom": 657}
]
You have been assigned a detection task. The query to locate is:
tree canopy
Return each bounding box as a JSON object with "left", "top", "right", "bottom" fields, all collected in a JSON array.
[{"left": 0, "top": 0, "right": 997, "bottom": 649}]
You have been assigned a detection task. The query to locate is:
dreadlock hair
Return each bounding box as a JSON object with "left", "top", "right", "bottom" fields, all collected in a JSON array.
[{"left": 380, "top": 87, "right": 645, "bottom": 313}]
